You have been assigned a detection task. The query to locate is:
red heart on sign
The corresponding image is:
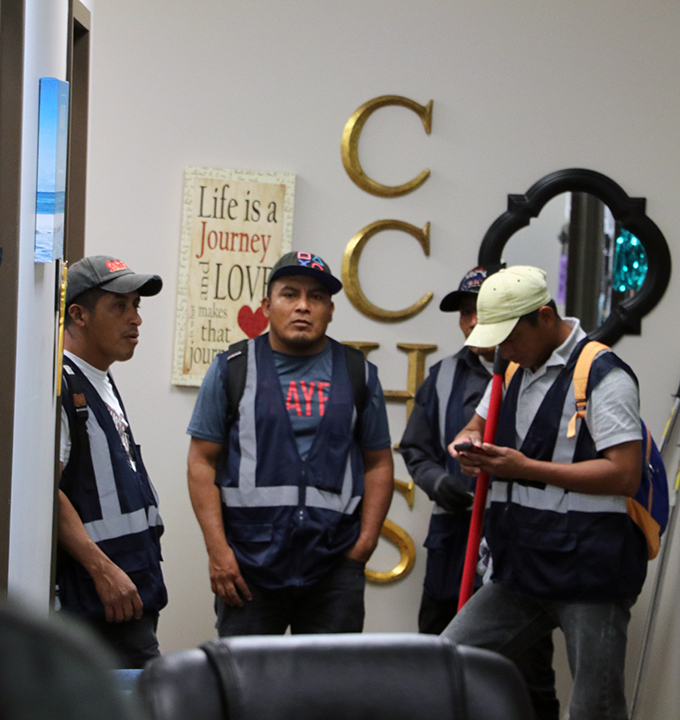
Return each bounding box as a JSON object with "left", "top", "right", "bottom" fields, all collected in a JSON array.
[{"left": 238, "top": 305, "right": 269, "bottom": 339}]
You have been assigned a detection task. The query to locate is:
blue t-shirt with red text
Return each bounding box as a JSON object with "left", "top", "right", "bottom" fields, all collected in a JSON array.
[{"left": 188, "top": 342, "right": 390, "bottom": 457}]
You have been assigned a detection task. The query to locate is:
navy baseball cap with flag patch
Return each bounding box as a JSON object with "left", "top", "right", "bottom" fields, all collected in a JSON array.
[
  {"left": 268, "top": 251, "right": 343, "bottom": 295},
  {"left": 439, "top": 264, "right": 505, "bottom": 312},
  {"left": 66, "top": 255, "right": 163, "bottom": 307}
]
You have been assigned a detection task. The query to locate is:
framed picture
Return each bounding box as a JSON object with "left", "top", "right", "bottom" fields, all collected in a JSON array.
[
  {"left": 172, "top": 167, "right": 295, "bottom": 386},
  {"left": 35, "top": 77, "right": 69, "bottom": 263}
]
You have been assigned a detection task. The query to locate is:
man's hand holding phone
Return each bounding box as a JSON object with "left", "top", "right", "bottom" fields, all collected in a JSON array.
[
  {"left": 453, "top": 442, "right": 488, "bottom": 454},
  {"left": 449, "top": 433, "right": 490, "bottom": 476}
]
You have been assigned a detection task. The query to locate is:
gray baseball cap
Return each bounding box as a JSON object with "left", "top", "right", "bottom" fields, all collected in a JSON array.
[{"left": 66, "top": 255, "right": 163, "bottom": 307}]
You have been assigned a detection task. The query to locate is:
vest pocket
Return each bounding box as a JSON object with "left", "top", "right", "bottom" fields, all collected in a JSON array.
[
  {"left": 307, "top": 431, "right": 351, "bottom": 493},
  {"left": 514, "top": 525, "right": 579, "bottom": 597},
  {"left": 423, "top": 526, "right": 469, "bottom": 601},
  {"left": 227, "top": 522, "right": 274, "bottom": 543}
]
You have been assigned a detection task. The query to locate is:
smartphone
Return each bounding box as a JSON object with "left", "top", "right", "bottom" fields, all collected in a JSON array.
[{"left": 453, "top": 442, "right": 486, "bottom": 454}]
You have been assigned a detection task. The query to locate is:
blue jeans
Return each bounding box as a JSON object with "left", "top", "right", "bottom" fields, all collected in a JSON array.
[
  {"left": 419, "top": 589, "right": 559, "bottom": 720},
  {"left": 216, "top": 557, "right": 366, "bottom": 636},
  {"left": 442, "top": 583, "right": 633, "bottom": 720}
]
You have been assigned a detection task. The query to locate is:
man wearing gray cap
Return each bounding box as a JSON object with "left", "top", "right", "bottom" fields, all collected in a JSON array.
[
  {"left": 187, "top": 251, "right": 393, "bottom": 636},
  {"left": 445, "top": 266, "right": 644, "bottom": 720},
  {"left": 58, "top": 256, "right": 167, "bottom": 668}
]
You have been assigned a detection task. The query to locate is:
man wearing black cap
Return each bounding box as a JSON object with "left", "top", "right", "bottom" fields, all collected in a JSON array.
[
  {"left": 58, "top": 256, "right": 167, "bottom": 668},
  {"left": 187, "top": 251, "right": 393, "bottom": 635},
  {"left": 400, "top": 265, "right": 559, "bottom": 720},
  {"left": 400, "top": 265, "right": 498, "bottom": 632}
]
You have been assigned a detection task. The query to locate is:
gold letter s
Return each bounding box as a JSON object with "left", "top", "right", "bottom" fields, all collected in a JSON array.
[{"left": 341, "top": 95, "right": 433, "bottom": 197}]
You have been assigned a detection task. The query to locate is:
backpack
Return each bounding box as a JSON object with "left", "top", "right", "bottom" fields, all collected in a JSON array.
[
  {"left": 223, "top": 339, "right": 369, "bottom": 436},
  {"left": 505, "top": 340, "right": 669, "bottom": 560}
]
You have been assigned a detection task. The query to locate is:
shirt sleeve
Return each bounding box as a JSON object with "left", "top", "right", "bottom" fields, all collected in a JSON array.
[
  {"left": 475, "top": 381, "right": 493, "bottom": 421},
  {"left": 586, "top": 366, "right": 642, "bottom": 451},
  {"left": 187, "top": 357, "right": 228, "bottom": 443},
  {"left": 358, "top": 364, "right": 391, "bottom": 451},
  {"left": 60, "top": 405, "right": 71, "bottom": 466}
]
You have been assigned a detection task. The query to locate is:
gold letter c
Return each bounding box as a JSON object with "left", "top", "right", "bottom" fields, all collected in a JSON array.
[
  {"left": 342, "top": 219, "right": 433, "bottom": 322},
  {"left": 341, "top": 95, "right": 433, "bottom": 197}
]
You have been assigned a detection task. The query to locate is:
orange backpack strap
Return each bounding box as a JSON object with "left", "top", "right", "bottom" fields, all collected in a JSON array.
[
  {"left": 505, "top": 362, "right": 519, "bottom": 388},
  {"left": 566, "top": 341, "right": 610, "bottom": 438}
]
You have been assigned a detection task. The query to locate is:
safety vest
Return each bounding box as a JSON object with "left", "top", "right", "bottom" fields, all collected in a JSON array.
[
  {"left": 58, "top": 358, "right": 167, "bottom": 619},
  {"left": 487, "top": 337, "right": 648, "bottom": 602},
  {"left": 215, "top": 335, "right": 367, "bottom": 590}
]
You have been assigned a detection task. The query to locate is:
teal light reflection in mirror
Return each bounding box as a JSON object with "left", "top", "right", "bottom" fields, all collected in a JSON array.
[{"left": 613, "top": 229, "right": 647, "bottom": 293}]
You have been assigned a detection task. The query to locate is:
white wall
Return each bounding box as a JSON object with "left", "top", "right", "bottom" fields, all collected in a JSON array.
[
  {"left": 8, "top": 0, "right": 71, "bottom": 611},
  {"left": 83, "top": 2, "right": 680, "bottom": 716}
]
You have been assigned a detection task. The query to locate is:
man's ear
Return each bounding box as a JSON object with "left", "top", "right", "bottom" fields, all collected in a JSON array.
[
  {"left": 538, "top": 305, "right": 555, "bottom": 328},
  {"left": 261, "top": 296, "right": 271, "bottom": 319},
  {"left": 67, "top": 303, "right": 87, "bottom": 327},
  {"left": 328, "top": 301, "right": 334, "bottom": 324}
]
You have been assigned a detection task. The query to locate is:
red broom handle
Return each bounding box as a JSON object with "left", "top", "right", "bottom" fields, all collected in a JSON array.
[{"left": 457, "top": 352, "right": 506, "bottom": 611}]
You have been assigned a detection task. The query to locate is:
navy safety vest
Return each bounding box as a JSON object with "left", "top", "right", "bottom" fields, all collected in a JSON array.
[
  {"left": 408, "top": 348, "right": 490, "bottom": 600},
  {"left": 487, "top": 337, "right": 648, "bottom": 602},
  {"left": 215, "top": 335, "right": 371, "bottom": 590},
  {"left": 58, "top": 358, "right": 167, "bottom": 619}
]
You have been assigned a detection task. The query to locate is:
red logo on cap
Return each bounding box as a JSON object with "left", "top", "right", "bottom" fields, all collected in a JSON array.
[{"left": 105, "top": 260, "right": 129, "bottom": 273}]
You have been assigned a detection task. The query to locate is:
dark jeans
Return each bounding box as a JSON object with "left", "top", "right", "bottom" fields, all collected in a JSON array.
[
  {"left": 216, "top": 557, "right": 366, "bottom": 636},
  {"left": 420, "top": 589, "right": 559, "bottom": 720},
  {"left": 442, "top": 583, "right": 633, "bottom": 720},
  {"left": 87, "top": 612, "right": 160, "bottom": 669}
]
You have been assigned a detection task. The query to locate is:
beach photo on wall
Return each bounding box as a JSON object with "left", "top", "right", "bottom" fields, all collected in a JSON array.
[{"left": 35, "top": 77, "right": 69, "bottom": 263}]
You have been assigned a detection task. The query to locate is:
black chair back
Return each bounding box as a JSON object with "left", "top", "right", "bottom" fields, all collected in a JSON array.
[{"left": 137, "top": 633, "right": 533, "bottom": 720}]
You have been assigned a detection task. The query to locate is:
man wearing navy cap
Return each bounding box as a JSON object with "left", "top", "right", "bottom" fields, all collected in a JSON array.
[
  {"left": 401, "top": 265, "right": 501, "bottom": 631},
  {"left": 187, "top": 251, "right": 393, "bottom": 635},
  {"left": 58, "top": 255, "right": 167, "bottom": 668}
]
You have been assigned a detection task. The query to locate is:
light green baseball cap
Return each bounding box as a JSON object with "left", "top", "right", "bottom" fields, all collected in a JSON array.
[{"left": 465, "top": 266, "right": 552, "bottom": 348}]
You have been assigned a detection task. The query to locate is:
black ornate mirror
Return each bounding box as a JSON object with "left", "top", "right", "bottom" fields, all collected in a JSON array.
[{"left": 477, "top": 168, "right": 671, "bottom": 346}]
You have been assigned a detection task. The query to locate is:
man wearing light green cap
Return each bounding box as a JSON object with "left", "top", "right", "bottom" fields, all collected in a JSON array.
[{"left": 442, "top": 266, "right": 645, "bottom": 720}]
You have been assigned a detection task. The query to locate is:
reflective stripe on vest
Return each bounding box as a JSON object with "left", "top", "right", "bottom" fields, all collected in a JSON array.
[
  {"left": 435, "top": 354, "right": 457, "bottom": 451},
  {"left": 63, "top": 363, "right": 163, "bottom": 544},
  {"left": 220, "top": 337, "right": 362, "bottom": 514},
  {"left": 488, "top": 480, "right": 628, "bottom": 515},
  {"left": 490, "top": 340, "right": 629, "bottom": 518},
  {"left": 82, "top": 404, "right": 163, "bottom": 542}
]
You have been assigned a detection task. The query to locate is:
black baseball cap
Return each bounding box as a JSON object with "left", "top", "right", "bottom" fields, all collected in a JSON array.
[
  {"left": 439, "top": 264, "right": 505, "bottom": 312},
  {"left": 66, "top": 255, "right": 163, "bottom": 307},
  {"left": 268, "top": 251, "right": 342, "bottom": 295}
]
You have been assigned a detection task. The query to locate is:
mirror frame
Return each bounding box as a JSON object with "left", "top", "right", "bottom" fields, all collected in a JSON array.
[{"left": 477, "top": 168, "right": 672, "bottom": 346}]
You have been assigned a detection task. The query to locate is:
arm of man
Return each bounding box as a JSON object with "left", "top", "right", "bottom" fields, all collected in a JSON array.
[
  {"left": 449, "top": 415, "right": 641, "bottom": 496},
  {"left": 449, "top": 364, "right": 642, "bottom": 496},
  {"left": 453, "top": 439, "right": 641, "bottom": 496},
  {"left": 400, "top": 400, "right": 449, "bottom": 495},
  {"left": 346, "top": 447, "right": 394, "bottom": 563},
  {"left": 187, "top": 437, "right": 253, "bottom": 606},
  {"left": 402, "top": 401, "right": 475, "bottom": 513},
  {"left": 58, "top": 487, "right": 143, "bottom": 622},
  {"left": 400, "top": 372, "right": 451, "bottom": 497}
]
